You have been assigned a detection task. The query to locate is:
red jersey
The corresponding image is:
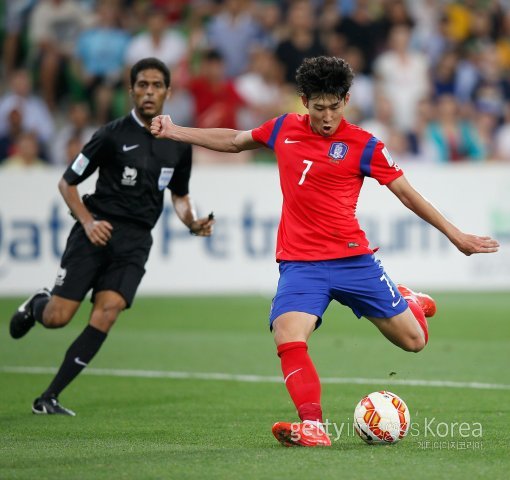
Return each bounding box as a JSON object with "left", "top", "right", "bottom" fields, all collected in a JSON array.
[{"left": 251, "top": 114, "right": 403, "bottom": 261}]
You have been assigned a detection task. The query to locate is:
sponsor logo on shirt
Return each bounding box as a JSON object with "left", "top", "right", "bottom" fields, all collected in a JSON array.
[
  {"left": 71, "top": 153, "right": 89, "bottom": 176},
  {"left": 121, "top": 166, "right": 137, "bottom": 186},
  {"left": 123, "top": 144, "right": 139, "bottom": 152},
  {"left": 158, "top": 167, "right": 175, "bottom": 191},
  {"left": 328, "top": 142, "right": 348, "bottom": 161}
]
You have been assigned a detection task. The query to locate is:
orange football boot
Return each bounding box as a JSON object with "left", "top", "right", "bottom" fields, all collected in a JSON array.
[
  {"left": 397, "top": 284, "right": 437, "bottom": 318},
  {"left": 272, "top": 421, "right": 332, "bottom": 447}
]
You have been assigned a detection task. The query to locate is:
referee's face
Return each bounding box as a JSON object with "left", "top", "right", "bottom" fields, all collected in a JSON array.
[{"left": 131, "top": 69, "right": 170, "bottom": 121}]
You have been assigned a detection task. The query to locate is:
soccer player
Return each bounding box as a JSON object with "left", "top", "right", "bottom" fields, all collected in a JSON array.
[
  {"left": 150, "top": 56, "right": 499, "bottom": 446},
  {"left": 9, "top": 58, "right": 215, "bottom": 416}
]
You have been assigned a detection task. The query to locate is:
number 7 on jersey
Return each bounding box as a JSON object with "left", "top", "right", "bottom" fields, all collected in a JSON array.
[{"left": 299, "top": 160, "right": 313, "bottom": 185}]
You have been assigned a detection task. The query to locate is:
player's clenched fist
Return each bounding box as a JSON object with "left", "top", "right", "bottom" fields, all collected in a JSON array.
[{"left": 151, "top": 114, "right": 173, "bottom": 139}]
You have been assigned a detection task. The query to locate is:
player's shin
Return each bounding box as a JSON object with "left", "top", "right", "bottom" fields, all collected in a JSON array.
[
  {"left": 407, "top": 299, "right": 429, "bottom": 344},
  {"left": 277, "top": 341, "right": 323, "bottom": 422},
  {"left": 41, "top": 325, "right": 107, "bottom": 398}
]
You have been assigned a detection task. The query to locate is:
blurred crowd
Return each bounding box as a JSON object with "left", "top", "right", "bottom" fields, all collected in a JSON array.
[{"left": 1, "top": 0, "right": 510, "bottom": 168}]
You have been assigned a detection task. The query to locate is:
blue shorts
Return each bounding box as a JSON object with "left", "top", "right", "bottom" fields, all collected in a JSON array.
[{"left": 269, "top": 254, "right": 408, "bottom": 329}]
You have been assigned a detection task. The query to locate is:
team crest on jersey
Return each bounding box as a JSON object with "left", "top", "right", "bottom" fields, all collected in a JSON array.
[
  {"left": 158, "top": 167, "right": 175, "bottom": 191},
  {"left": 121, "top": 166, "right": 137, "bottom": 186},
  {"left": 328, "top": 142, "right": 348, "bottom": 161}
]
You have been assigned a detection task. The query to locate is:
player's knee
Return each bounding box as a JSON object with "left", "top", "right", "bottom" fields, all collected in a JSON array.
[
  {"left": 43, "top": 308, "right": 72, "bottom": 328},
  {"left": 400, "top": 335, "right": 426, "bottom": 353},
  {"left": 90, "top": 300, "right": 124, "bottom": 331}
]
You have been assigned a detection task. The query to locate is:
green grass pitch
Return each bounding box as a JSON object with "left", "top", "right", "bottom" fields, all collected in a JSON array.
[{"left": 1, "top": 292, "right": 509, "bottom": 479}]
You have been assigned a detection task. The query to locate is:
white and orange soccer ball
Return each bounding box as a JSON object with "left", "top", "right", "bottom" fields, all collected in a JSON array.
[{"left": 353, "top": 391, "right": 410, "bottom": 445}]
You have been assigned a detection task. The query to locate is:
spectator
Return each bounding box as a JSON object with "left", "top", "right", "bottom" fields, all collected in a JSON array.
[
  {"left": 0, "top": 69, "right": 54, "bottom": 146},
  {"left": 475, "top": 110, "right": 499, "bottom": 161},
  {"left": 495, "top": 9, "right": 510, "bottom": 72},
  {"left": 426, "top": 94, "right": 485, "bottom": 163},
  {"left": 360, "top": 94, "right": 395, "bottom": 144},
  {"left": 0, "top": 108, "right": 24, "bottom": 164},
  {"left": 374, "top": 24, "right": 430, "bottom": 133},
  {"left": 253, "top": 0, "right": 284, "bottom": 50},
  {"left": 28, "top": 0, "right": 92, "bottom": 110},
  {"left": 471, "top": 46, "right": 510, "bottom": 124},
  {"left": 494, "top": 105, "right": 510, "bottom": 161},
  {"left": 206, "top": 0, "right": 265, "bottom": 78},
  {"left": 408, "top": 0, "right": 444, "bottom": 62},
  {"left": 376, "top": 0, "right": 415, "bottom": 48},
  {"left": 51, "top": 102, "right": 96, "bottom": 166},
  {"left": 275, "top": 0, "right": 325, "bottom": 85},
  {"left": 334, "top": 0, "right": 379, "bottom": 73},
  {"left": 187, "top": 49, "right": 245, "bottom": 129},
  {"left": 343, "top": 46, "right": 374, "bottom": 121},
  {"left": 64, "top": 133, "right": 84, "bottom": 166},
  {"left": 73, "top": 2, "right": 130, "bottom": 124},
  {"left": 2, "top": 131, "right": 47, "bottom": 169},
  {"left": 1, "top": 0, "right": 37, "bottom": 78},
  {"left": 407, "top": 98, "right": 438, "bottom": 162},
  {"left": 432, "top": 50, "right": 459, "bottom": 98},
  {"left": 234, "top": 48, "right": 285, "bottom": 130},
  {"left": 385, "top": 127, "right": 417, "bottom": 164},
  {"left": 124, "top": 7, "right": 187, "bottom": 70}
]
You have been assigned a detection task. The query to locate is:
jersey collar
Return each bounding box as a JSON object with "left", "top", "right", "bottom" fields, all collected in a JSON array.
[{"left": 130, "top": 109, "right": 146, "bottom": 128}]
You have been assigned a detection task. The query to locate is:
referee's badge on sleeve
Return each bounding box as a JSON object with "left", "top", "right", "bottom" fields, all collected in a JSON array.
[
  {"left": 158, "top": 167, "right": 175, "bottom": 190},
  {"left": 71, "top": 153, "right": 90, "bottom": 176}
]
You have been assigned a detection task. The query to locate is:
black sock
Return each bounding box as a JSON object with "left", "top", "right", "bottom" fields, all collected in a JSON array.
[
  {"left": 42, "top": 325, "right": 107, "bottom": 399},
  {"left": 32, "top": 296, "right": 50, "bottom": 325}
]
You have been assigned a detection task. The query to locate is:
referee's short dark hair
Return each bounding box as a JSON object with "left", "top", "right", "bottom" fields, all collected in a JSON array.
[{"left": 130, "top": 58, "right": 171, "bottom": 88}]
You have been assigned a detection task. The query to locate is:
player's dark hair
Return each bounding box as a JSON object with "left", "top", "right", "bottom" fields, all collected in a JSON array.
[
  {"left": 296, "top": 56, "right": 354, "bottom": 101},
  {"left": 130, "top": 57, "right": 171, "bottom": 88}
]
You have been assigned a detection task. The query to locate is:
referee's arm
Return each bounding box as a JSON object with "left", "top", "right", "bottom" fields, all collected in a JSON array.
[
  {"left": 58, "top": 177, "right": 113, "bottom": 246},
  {"left": 171, "top": 193, "right": 214, "bottom": 237}
]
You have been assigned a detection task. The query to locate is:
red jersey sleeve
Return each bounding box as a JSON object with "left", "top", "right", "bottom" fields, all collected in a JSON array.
[
  {"left": 364, "top": 140, "right": 404, "bottom": 185},
  {"left": 251, "top": 114, "right": 288, "bottom": 150}
]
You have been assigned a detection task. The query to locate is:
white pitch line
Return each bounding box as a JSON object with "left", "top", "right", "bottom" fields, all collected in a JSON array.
[{"left": 1, "top": 366, "right": 510, "bottom": 391}]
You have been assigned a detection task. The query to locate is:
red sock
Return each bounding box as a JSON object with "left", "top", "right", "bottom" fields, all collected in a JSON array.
[
  {"left": 277, "top": 342, "right": 322, "bottom": 422},
  {"left": 406, "top": 298, "right": 429, "bottom": 344}
]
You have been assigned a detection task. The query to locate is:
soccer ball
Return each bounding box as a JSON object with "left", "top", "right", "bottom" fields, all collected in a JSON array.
[{"left": 353, "top": 391, "right": 410, "bottom": 445}]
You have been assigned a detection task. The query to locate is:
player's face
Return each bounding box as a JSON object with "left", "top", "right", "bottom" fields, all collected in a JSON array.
[
  {"left": 131, "top": 69, "right": 170, "bottom": 120},
  {"left": 302, "top": 93, "right": 350, "bottom": 136}
]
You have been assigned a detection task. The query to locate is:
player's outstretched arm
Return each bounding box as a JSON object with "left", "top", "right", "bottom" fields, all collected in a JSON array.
[
  {"left": 387, "top": 175, "right": 500, "bottom": 256},
  {"left": 151, "top": 114, "right": 260, "bottom": 153}
]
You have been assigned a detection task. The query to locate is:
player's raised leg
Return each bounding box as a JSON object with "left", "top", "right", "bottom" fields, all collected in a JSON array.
[
  {"left": 367, "top": 285, "right": 436, "bottom": 352},
  {"left": 9, "top": 288, "right": 51, "bottom": 339},
  {"left": 271, "top": 312, "right": 331, "bottom": 447},
  {"left": 397, "top": 284, "right": 436, "bottom": 318}
]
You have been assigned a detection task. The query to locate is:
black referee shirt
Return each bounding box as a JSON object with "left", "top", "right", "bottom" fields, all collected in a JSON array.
[{"left": 63, "top": 110, "right": 192, "bottom": 229}]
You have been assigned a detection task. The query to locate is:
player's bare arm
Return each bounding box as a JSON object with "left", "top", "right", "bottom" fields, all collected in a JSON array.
[
  {"left": 58, "top": 177, "right": 113, "bottom": 246},
  {"left": 171, "top": 193, "right": 215, "bottom": 237},
  {"left": 387, "top": 175, "right": 499, "bottom": 256},
  {"left": 151, "top": 114, "right": 260, "bottom": 153}
]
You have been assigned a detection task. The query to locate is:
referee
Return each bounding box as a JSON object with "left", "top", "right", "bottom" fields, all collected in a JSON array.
[{"left": 9, "top": 58, "right": 214, "bottom": 416}]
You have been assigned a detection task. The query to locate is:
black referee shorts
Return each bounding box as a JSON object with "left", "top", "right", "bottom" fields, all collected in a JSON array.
[{"left": 51, "top": 220, "right": 153, "bottom": 308}]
